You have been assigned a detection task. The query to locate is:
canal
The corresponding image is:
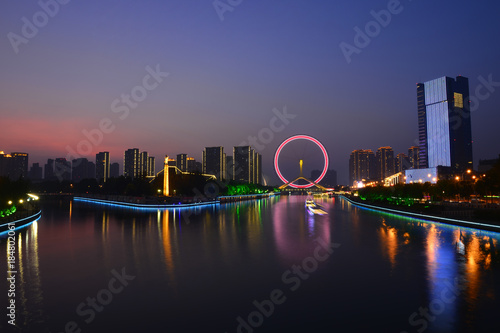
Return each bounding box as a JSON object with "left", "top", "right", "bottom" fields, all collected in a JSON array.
[{"left": 1, "top": 195, "right": 499, "bottom": 332}]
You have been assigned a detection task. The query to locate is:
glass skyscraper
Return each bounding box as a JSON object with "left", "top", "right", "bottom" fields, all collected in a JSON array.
[{"left": 417, "top": 76, "right": 473, "bottom": 171}]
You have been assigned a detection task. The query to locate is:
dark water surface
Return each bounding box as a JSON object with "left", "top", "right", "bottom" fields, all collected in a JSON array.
[{"left": 1, "top": 195, "right": 499, "bottom": 332}]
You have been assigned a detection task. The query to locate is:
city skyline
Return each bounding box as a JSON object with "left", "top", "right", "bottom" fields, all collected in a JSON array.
[{"left": 1, "top": 1, "right": 500, "bottom": 185}]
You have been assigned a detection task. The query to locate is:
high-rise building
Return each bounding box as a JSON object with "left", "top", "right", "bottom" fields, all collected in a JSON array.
[
  {"left": 72, "top": 158, "right": 90, "bottom": 182},
  {"left": 0, "top": 152, "right": 29, "bottom": 180},
  {"left": 225, "top": 156, "right": 233, "bottom": 181},
  {"left": 28, "top": 163, "right": 43, "bottom": 181},
  {"left": 417, "top": 76, "right": 473, "bottom": 171},
  {"left": 395, "top": 153, "right": 411, "bottom": 173},
  {"left": 187, "top": 157, "right": 199, "bottom": 173},
  {"left": 87, "top": 162, "right": 96, "bottom": 179},
  {"left": 232, "top": 146, "right": 261, "bottom": 184},
  {"left": 140, "top": 151, "right": 149, "bottom": 177},
  {"left": 148, "top": 156, "right": 155, "bottom": 176},
  {"left": 10, "top": 153, "right": 29, "bottom": 180},
  {"left": 96, "top": 152, "right": 110, "bottom": 182},
  {"left": 44, "top": 159, "right": 55, "bottom": 180},
  {"left": 110, "top": 163, "right": 120, "bottom": 178},
  {"left": 124, "top": 148, "right": 140, "bottom": 179},
  {"left": 408, "top": 146, "right": 420, "bottom": 169},
  {"left": 203, "top": 147, "right": 225, "bottom": 180},
  {"left": 233, "top": 146, "right": 250, "bottom": 183},
  {"left": 54, "top": 158, "right": 71, "bottom": 181},
  {"left": 376, "top": 147, "right": 394, "bottom": 180},
  {"left": 254, "top": 151, "right": 262, "bottom": 185},
  {"left": 349, "top": 149, "right": 376, "bottom": 185},
  {"left": 177, "top": 154, "right": 187, "bottom": 172}
]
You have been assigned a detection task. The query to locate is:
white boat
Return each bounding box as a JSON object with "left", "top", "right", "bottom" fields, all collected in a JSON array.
[{"left": 306, "top": 200, "right": 327, "bottom": 215}]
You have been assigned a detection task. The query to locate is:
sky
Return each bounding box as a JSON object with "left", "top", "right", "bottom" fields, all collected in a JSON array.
[{"left": 1, "top": 0, "right": 500, "bottom": 185}]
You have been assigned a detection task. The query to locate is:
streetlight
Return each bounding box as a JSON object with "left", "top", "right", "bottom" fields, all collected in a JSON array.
[
  {"left": 455, "top": 176, "right": 460, "bottom": 181},
  {"left": 19, "top": 199, "right": 23, "bottom": 204}
]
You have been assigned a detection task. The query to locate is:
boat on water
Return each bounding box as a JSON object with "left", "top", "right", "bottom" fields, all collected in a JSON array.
[{"left": 305, "top": 200, "right": 328, "bottom": 215}]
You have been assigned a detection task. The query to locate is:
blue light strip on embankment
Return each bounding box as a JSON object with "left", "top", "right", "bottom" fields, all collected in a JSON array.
[
  {"left": 0, "top": 211, "right": 42, "bottom": 237},
  {"left": 73, "top": 197, "right": 220, "bottom": 210},
  {"left": 340, "top": 195, "right": 500, "bottom": 233}
]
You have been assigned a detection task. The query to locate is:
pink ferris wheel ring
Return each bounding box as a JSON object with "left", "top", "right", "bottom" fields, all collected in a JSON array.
[{"left": 274, "top": 135, "right": 329, "bottom": 189}]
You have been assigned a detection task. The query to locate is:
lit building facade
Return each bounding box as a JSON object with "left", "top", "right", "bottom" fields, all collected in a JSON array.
[
  {"left": 203, "top": 147, "right": 225, "bottom": 180},
  {"left": 124, "top": 148, "right": 140, "bottom": 179},
  {"left": 376, "top": 147, "right": 394, "bottom": 180},
  {"left": 417, "top": 76, "right": 473, "bottom": 171},
  {"left": 408, "top": 146, "right": 420, "bottom": 169},
  {"left": 0, "top": 152, "right": 29, "bottom": 180},
  {"left": 96, "top": 152, "right": 110, "bottom": 182},
  {"left": 395, "top": 153, "right": 411, "bottom": 173},
  {"left": 233, "top": 146, "right": 261, "bottom": 184},
  {"left": 349, "top": 149, "right": 376, "bottom": 185}
]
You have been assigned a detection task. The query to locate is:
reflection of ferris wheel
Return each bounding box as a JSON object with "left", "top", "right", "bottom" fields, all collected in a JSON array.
[{"left": 274, "top": 135, "right": 329, "bottom": 189}]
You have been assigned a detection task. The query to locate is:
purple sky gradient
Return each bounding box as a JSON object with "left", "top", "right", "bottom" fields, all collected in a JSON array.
[{"left": 1, "top": 0, "right": 499, "bottom": 184}]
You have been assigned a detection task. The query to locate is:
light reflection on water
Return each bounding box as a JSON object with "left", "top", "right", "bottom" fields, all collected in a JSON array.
[{"left": 1, "top": 196, "right": 499, "bottom": 332}]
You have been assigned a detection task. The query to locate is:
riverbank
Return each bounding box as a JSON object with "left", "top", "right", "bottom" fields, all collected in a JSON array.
[
  {"left": 0, "top": 210, "right": 42, "bottom": 237},
  {"left": 74, "top": 196, "right": 219, "bottom": 209},
  {"left": 341, "top": 195, "right": 500, "bottom": 233},
  {"left": 74, "top": 192, "right": 278, "bottom": 209}
]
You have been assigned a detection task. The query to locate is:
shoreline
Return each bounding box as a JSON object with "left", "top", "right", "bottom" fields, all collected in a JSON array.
[
  {"left": 340, "top": 195, "right": 500, "bottom": 233},
  {"left": 0, "top": 210, "right": 42, "bottom": 237},
  {"left": 73, "top": 192, "right": 278, "bottom": 209}
]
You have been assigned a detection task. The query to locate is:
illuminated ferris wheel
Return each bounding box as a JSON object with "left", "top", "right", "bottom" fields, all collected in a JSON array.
[{"left": 274, "top": 135, "right": 329, "bottom": 189}]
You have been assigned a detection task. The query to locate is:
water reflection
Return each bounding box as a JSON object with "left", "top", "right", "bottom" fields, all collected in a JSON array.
[
  {"left": 273, "top": 196, "right": 331, "bottom": 264},
  {"left": 9, "top": 222, "right": 46, "bottom": 328}
]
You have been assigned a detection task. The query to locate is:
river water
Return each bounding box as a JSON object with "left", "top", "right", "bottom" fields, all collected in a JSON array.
[{"left": 1, "top": 195, "right": 499, "bottom": 333}]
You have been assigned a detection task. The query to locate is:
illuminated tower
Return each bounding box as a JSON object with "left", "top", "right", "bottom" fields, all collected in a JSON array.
[{"left": 417, "top": 76, "right": 473, "bottom": 170}]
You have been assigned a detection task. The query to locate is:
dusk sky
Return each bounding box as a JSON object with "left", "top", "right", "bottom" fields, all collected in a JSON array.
[{"left": 1, "top": 0, "right": 499, "bottom": 184}]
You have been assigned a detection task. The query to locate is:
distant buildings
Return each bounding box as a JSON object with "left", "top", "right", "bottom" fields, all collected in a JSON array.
[
  {"left": 44, "top": 159, "right": 55, "bottom": 181},
  {"left": 110, "top": 163, "right": 120, "bottom": 178},
  {"left": 0, "top": 151, "right": 29, "bottom": 180},
  {"left": 28, "top": 163, "right": 43, "bottom": 181},
  {"left": 203, "top": 147, "right": 225, "bottom": 181},
  {"left": 233, "top": 146, "right": 261, "bottom": 184},
  {"left": 72, "top": 158, "right": 90, "bottom": 182},
  {"left": 54, "top": 158, "right": 71, "bottom": 181},
  {"left": 349, "top": 149, "right": 376, "bottom": 185},
  {"left": 478, "top": 155, "right": 500, "bottom": 173},
  {"left": 124, "top": 148, "right": 154, "bottom": 179},
  {"left": 395, "top": 153, "right": 411, "bottom": 173},
  {"left": 177, "top": 154, "right": 188, "bottom": 172},
  {"left": 96, "top": 152, "right": 110, "bottom": 182},
  {"left": 148, "top": 156, "right": 155, "bottom": 176},
  {"left": 408, "top": 146, "right": 420, "bottom": 169},
  {"left": 417, "top": 76, "right": 473, "bottom": 170},
  {"left": 124, "top": 148, "right": 140, "bottom": 179}
]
